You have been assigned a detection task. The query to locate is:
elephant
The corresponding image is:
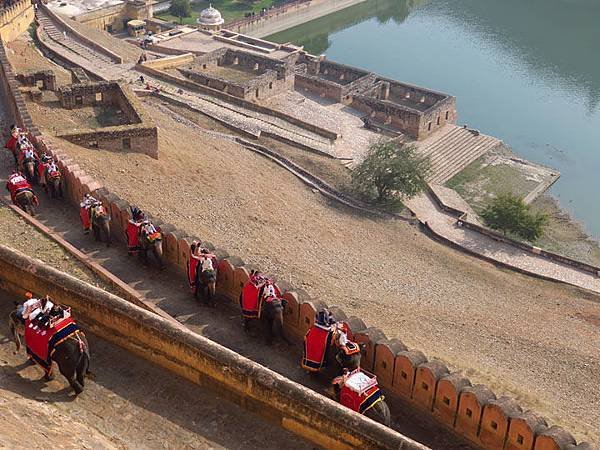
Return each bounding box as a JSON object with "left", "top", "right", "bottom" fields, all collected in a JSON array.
[
  {"left": 139, "top": 229, "right": 164, "bottom": 269},
  {"left": 197, "top": 268, "right": 217, "bottom": 305},
  {"left": 20, "top": 156, "right": 37, "bottom": 184},
  {"left": 14, "top": 190, "right": 36, "bottom": 216},
  {"left": 45, "top": 170, "right": 63, "bottom": 199},
  {"left": 242, "top": 296, "right": 289, "bottom": 345},
  {"left": 8, "top": 308, "right": 90, "bottom": 395},
  {"left": 90, "top": 203, "right": 111, "bottom": 247}
]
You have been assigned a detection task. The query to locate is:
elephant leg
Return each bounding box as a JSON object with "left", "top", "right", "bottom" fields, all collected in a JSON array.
[
  {"left": 153, "top": 245, "right": 164, "bottom": 270},
  {"left": 365, "top": 400, "right": 391, "bottom": 427},
  {"left": 104, "top": 222, "right": 111, "bottom": 247},
  {"left": 58, "top": 361, "right": 83, "bottom": 395},
  {"left": 265, "top": 317, "right": 274, "bottom": 344},
  {"left": 76, "top": 352, "right": 89, "bottom": 388}
]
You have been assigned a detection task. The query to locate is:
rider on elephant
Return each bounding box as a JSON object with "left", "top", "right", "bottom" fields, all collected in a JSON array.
[
  {"left": 79, "top": 193, "right": 98, "bottom": 234},
  {"left": 6, "top": 171, "right": 37, "bottom": 206},
  {"left": 38, "top": 154, "right": 51, "bottom": 190},
  {"left": 17, "top": 141, "right": 38, "bottom": 164},
  {"left": 188, "top": 241, "right": 202, "bottom": 294},
  {"left": 127, "top": 206, "right": 145, "bottom": 255},
  {"left": 4, "top": 125, "right": 22, "bottom": 163}
]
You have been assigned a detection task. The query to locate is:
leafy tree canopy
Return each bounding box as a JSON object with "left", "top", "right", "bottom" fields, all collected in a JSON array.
[
  {"left": 351, "top": 140, "right": 430, "bottom": 208},
  {"left": 481, "top": 192, "right": 548, "bottom": 241}
]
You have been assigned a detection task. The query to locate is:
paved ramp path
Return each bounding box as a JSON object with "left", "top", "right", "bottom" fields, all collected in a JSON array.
[{"left": 406, "top": 192, "right": 600, "bottom": 294}]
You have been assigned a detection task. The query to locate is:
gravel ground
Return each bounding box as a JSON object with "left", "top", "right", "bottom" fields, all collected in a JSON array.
[{"left": 40, "top": 99, "right": 600, "bottom": 445}]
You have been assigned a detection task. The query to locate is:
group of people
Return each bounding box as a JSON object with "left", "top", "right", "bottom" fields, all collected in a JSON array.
[{"left": 17, "top": 293, "right": 67, "bottom": 329}]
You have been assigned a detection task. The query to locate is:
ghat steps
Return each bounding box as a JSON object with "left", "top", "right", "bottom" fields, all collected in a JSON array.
[{"left": 417, "top": 124, "right": 501, "bottom": 184}]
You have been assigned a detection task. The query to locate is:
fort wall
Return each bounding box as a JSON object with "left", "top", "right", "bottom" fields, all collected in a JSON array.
[{"left": 0, "top": 0, "right": 33, "bottom": 43}]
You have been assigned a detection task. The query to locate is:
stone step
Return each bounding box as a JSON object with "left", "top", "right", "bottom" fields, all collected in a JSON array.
[
  {"left": 430, "top": 138, "right": 499, "bottom": 184},
  {"left": 430, "top": 137, "right": 496, "bottom": 183},
  {"left": 427, "top": 131, "right": 478, "bottom": 168},
  {"left": 419, "top": 127, "right": 464, "bottom": 157},
  {"left": 427, "top": 135, "right": 478, "bottom": 178}
]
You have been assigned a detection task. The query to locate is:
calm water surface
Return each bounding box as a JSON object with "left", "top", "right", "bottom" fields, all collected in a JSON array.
[{"left": 269, "top": 0, "right": 600, "bottom": 236}]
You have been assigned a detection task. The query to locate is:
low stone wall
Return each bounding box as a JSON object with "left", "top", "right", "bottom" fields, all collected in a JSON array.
[
  {"left": 142, "top": 52, "right": 194, "bottom": 70},
  {"left": 0, "top": 244, "right": 425, "bottom": 450},
  {"left": 53, "top": 80, "right": 158, "bottom": 158},
  {"left": 427, "top": 186, "right": 600, "bottom": 278},
  {"left": 0, "top": 0, "right": 33, "bottom": 43},
  {"left": 57, "top": 125, "right": 158, "bottom": 158},
  {"left": 16, "top": 69, "right": 56, "bottom": 90}
]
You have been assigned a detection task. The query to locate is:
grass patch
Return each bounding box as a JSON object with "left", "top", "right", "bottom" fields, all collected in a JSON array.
[{"left": 157, "top": 0, "right": 286, "bottom": 25}]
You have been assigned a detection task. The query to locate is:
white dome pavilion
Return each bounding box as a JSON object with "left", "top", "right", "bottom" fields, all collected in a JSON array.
[{"left": 197, "top": 4, "right": 224, "bottom": 30}]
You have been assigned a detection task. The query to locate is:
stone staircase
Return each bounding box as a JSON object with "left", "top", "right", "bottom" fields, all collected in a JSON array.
[{"left": 417, "top": 125, "right": 501, "bottom": 185}]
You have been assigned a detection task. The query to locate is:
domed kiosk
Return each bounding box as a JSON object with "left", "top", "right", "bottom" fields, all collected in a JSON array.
[{"left": 197, "top": 4, "right": 225, "bottom": 31}]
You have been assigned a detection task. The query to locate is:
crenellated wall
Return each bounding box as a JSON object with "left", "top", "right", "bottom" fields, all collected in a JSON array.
[
  {"left": 0, "top": 0, "right": 33, "bottom": 43},
  {"left": 0, "top": 36, "right": 595, "bottom": 450}
]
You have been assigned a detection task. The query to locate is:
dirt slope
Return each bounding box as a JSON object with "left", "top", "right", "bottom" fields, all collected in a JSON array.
[{"left": 32, "top": 97, "right": 600, "bottom": 445}]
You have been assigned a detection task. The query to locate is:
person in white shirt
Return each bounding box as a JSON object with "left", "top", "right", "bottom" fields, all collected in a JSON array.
[
  {"left": 29, "top": 296, "right": 54, "bottom": 325},
  {"left": 21, "top": 296, "right": 42, "bottom": 320}
]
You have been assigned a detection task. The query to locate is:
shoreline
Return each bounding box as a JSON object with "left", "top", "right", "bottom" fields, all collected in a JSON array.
[
  {"left": 446, "top": 144, "right": 600, "bottom": 267},
  {"left": 227, "top": 0, "right": 368, "bottom": 38}
]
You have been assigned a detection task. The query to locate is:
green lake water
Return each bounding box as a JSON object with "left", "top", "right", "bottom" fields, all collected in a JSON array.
[{"left": 268, "top": 0, "right": 600, "bottom": 236}]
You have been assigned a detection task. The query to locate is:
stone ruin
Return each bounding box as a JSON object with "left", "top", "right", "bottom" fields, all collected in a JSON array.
[
  {"left": 294, "top": 55, "right": 456, "bottom": 140},
  {"left": 177, "top": 47, "right": 297, "bottom": 101},
  {"left": 55, "top": 78, "right": 159, "bottom": 158}
]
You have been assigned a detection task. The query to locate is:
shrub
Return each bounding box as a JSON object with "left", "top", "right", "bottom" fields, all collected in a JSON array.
[{"left": 481, "top": 192, "right": 548, "bottom": 241}]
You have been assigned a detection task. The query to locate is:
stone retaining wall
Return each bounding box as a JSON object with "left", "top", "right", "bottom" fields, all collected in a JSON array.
[
  {"left": 0, "top": 244, "right": 424, "bottom": 450},
  {"left": 426, "top": 186, "right": 600, "bottom": 278},
  {"left": 0, "top": 34, "right": 594, "bottom": 450}
]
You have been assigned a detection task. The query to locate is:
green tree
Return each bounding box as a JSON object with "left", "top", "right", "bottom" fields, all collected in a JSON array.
[
  {"left": 169, "top": 0, "right": 192, "bottom": 23},
  {"left": 481, "top": 192, "right": 548, "bottom": 241},
  {"left": 351, "top": 140, "right": 430, "bottom": 207}
]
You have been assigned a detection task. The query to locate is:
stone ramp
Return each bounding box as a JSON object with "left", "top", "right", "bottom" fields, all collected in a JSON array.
[
  {"left": 37, "top": 10, "right": 114, "bottom": 65},
  {"left": 36, "top": 9, "right": 133, "bottom": 81},
  {"left": 417, "top": 125, "right": 501, "bottom": 184}
]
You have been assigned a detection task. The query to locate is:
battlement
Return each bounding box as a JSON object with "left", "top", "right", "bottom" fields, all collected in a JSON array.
[{"left": 0, "top": 0, "right": 34, "bottom": 43}]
